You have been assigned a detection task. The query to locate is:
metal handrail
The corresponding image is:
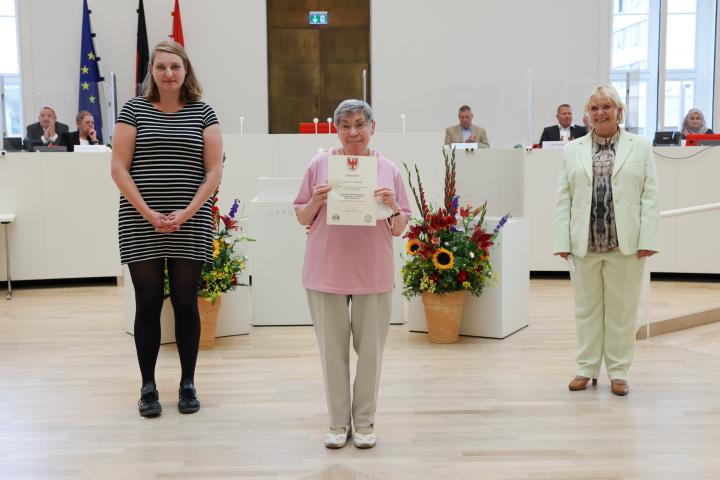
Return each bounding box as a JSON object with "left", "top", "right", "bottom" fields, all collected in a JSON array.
[
  {"left": 641, "top": 202, "right": 720, "bottom": 339},
  {"left": 660, "top": 202, "right": 720, "bottom": 218}
]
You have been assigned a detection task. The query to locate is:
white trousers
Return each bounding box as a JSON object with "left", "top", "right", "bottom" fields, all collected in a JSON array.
[
  {"left": 305, "top": 289, "right": 392, "bottom": 429},
  {"left": 571, "top": 250, "right": 646, "bottom": 380}
]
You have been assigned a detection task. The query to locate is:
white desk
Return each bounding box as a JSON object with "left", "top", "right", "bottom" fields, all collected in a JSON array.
[
  {"left": 1, "top": 140, "right": 720, "bottom": 285},
  {"left": 0, "top": 213, "right": 15, "bottom": 299}
]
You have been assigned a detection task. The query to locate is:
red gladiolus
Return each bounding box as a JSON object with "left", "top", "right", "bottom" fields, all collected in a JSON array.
[
  {"left": 404, "top": 224, "right": 425, "bottom": 240},
  {"left": 471, "top": 227, "right": 494, "bottom": 251},
  {"left": 221, "top": 215, "right": 237, "bottom": 230}
]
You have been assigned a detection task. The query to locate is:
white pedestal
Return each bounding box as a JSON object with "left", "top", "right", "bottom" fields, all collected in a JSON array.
[
  {"left": 123, "top": 265, "right": 252, "bottom": 344},
  {"left": 249, "top": 177, "right": 405, "bottom": 326},
  {"left": 216, "top": 286, "right": 252, "bottom": 337},
  {"left": 407, "top": 218, "right": 529, "bottom": 339},
  {"left": 249, "top": 177, "right": 312, "bottom": 325}
]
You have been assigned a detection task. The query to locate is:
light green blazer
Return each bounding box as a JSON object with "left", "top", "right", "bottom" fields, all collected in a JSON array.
[{"left": 553, "top": 130, "right": 659, "bottom": 258}]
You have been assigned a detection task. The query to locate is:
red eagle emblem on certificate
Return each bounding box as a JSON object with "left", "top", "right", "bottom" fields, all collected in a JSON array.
[{"left": 346, "top": 156, "right": 359, "bottom": 171}]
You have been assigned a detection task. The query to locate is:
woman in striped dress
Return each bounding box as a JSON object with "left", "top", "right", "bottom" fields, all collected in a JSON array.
[{"left": 111, "top": 41, "right": 223, "bottom": 417}]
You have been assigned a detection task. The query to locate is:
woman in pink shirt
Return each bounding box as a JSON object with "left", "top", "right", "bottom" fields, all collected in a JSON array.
[{"left": 294, "top": 99, "right": 411, "bottom": 449}]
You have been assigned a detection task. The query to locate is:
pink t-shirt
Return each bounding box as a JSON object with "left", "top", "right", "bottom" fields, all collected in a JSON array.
[{"left": 293, "top": 150, "right": 411, "bottom": 295}]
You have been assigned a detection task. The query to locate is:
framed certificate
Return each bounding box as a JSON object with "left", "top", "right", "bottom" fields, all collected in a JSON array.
[{"left": 326, "top": 154, "right": 377, "bottom": 226}]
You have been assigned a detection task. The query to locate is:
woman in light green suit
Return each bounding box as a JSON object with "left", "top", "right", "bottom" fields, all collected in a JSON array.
[{"left": 553, "top": 85, "right": 659, "bottom": 396}]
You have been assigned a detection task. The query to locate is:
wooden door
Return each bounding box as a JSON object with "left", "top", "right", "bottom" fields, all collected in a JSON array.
[{"left": 267, "top": 0, "right": 370, "bottom": 133}]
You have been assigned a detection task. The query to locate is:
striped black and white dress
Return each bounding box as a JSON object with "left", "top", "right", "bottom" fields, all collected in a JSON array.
[{"left": 116, "top": 96, "right": 219, "bottom": 264}]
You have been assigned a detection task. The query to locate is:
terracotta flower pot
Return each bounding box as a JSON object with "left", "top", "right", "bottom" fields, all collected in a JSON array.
[
  {"left": 198, "top": 296, "right": 222, "bottom": 349},
  {"left": 421, "top": 291, "right": 466, "bottom": 343}
]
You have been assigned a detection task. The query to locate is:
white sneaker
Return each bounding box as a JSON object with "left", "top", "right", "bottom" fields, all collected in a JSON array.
[
  {"left": 324, "top": 425, "right": 351, "bottom": 449},
  {"left": 353, "top": 426, "right": 376, "bottom": 449}
]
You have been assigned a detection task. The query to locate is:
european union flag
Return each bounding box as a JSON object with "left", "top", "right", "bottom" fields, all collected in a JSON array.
[{"left": 78, "top": 0, "right": 104, "bottom": 142}]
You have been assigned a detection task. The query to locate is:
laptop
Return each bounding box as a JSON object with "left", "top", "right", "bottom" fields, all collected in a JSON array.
[{"left": 2, "top": 137, "right": 23, "bottom": 151}]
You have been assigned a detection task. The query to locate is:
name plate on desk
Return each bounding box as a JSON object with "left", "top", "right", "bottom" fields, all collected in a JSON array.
[
  {"left": 74, "top": 144, "right": 110, "bottom": 153},
  {"left": 541, "top": 140, "right": 569, "bottom": 150},
  {"left": 449, "top": 142, "right": 478, "bottom": 151}
]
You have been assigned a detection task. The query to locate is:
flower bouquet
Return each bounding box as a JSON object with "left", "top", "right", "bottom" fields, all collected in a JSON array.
[
  {"left": 199, "top": 194, "right": 252, "bottom": 304},
  {"left": 197, "top": 192, "right": 253, "bottom": 348},
  {"left": 401, "top": 148, "right": 509, "bottom": 342}
]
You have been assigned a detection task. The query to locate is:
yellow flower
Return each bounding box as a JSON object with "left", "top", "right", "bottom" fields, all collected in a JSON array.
[
  {"left": 213, "top": 239, "right": 220, "bottom": 258},
  {"left": 406, "top": 239, "right": 422, "bottom": 255},
  {"left": 432, "top": 248, "right": 454, "bottom": 270}
]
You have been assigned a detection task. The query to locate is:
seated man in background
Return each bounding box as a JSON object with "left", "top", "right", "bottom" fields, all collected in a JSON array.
[
  {"left": 538, "top": 104, "right": 587, "bottom": 146},
  {"left": 24, "top": 106, "right": 69, "bottom": 149},
  {"left": 60, "top": 111, "right": 100, "bottom": 152},
  {"left": 444, "top": 105, "right": 490, "bottom": 148}
]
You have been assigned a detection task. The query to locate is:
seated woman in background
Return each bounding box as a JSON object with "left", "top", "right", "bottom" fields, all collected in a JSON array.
[{"left": 681, "top": 108, "right": 713, "bottom": 139}]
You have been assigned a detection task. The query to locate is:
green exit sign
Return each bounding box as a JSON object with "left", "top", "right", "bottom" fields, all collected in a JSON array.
[{"left": 309, "top": 11, "right": 328, "bottom": 25}]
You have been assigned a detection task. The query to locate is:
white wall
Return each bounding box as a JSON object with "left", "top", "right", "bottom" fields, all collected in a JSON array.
[
  {"left": 17, "top": 0, "right": 611, "bottom": 146},
  {"left": 17, "top": 0, "right": 268, "bottom": 137}
]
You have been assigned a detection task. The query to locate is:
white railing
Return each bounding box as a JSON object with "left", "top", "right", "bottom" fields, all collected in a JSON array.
[{"left": 640, "top": 202, "right": 720, "bottom": 339}]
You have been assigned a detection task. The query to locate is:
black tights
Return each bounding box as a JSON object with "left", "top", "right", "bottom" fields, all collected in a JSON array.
[{"left": 128, "top": 258, "right": 204, "bottom": 386}]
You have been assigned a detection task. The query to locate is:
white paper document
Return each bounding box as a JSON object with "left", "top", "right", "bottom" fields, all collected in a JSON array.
[
  {"left": 73, "top": 144, "right": 109, "bottom": 153},
  {"left": 326, "top": 154, "right": 377, "bottom": 226},
  {"left": 542, "top": 140, "right": 569, "bottom": 150}
]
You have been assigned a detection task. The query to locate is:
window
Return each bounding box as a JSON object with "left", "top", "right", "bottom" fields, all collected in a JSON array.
[
  {"left": 0, "top": 0, "right": 22, "bottom": 138},
  {"left": 610, "top": 0, "right": 716, "bottom": 137}
]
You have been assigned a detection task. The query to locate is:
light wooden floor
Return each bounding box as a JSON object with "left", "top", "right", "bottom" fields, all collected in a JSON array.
[{"left": 1, "top": 280, "right": 719, "bottom": 480}]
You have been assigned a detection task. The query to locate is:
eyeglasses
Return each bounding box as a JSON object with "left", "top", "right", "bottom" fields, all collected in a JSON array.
[{"left": 338, "top": 122, "right": 369, "bottom": 133}]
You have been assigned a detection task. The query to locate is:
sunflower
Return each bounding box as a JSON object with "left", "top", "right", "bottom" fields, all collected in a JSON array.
[
  {"left": 406, "top": 239, "right": 422, "bottom": 255},
  {"left": 432, "top": 248, "right": 454, "bottom": 270}
]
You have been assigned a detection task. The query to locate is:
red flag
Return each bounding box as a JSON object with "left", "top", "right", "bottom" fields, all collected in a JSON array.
[{"left": 170, "top": 0, "right": 184, "bottom": 46}]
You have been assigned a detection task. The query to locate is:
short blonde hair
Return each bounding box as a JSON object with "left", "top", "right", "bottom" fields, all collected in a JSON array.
[
  {"left": 584, "top": 85, "right": 625, "bottom": 125},
  {"left": 143, "top": 41, "right": 202, "bottom": 103}
]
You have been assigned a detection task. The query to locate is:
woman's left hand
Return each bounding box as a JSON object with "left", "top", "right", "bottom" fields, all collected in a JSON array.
[
  {"left": 637, "top": 249, "right": 657, "bottom": 258},
  {"left": 374, "top": 186, "right": 399, "bottom": 213},
  {"left": 166, "top": 209, "right": 192, "bottom": 228}
]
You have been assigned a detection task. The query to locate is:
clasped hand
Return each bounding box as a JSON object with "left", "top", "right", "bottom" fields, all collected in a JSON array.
[{"left": 145, "top": 209, "right": 191, "bottom": 233}]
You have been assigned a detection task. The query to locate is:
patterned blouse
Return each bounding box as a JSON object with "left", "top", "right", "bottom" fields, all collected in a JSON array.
[{"left": 588, "top": 129, "right": 621, "bottom": 253}]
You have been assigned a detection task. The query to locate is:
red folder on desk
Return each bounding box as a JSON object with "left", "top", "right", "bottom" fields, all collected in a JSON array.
[{"left": 299, "top": 122, "right": 337, "bottom": 134}]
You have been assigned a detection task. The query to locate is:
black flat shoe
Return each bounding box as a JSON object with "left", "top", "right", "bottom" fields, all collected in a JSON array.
[
  {"left": 178, "top": 379, "right": 200, "bottom": 414},
  {"left": 138, "top": 381, "right": 162, "bottom": 417}
]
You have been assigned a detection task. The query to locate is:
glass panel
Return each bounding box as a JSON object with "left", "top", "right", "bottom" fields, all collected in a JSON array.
[
  {"left": 667, "top": 0, "right": 696, "bottom": 13},
  {"left": 0, "top": 17, "right": 18, "bottom": 74},
  {"left": 614, "top": 0, "right": 649, "bottom": 14},
  {"left": 666, "top": 14, "right": 696, "bottom": 69},
  {"left": 661, "top": 0, "right": 714, "bottom": 131},
  {"left": 3, "top": 77, "right": 22, "bottom": 137},
  {"left": 0, "top": 0, "right": 15, "bottom": 17},
  {"left": 664, "top": 81, "right": 680, "bottom": 128},
  {"left": 612, "top": 16, "right": 649, "bottom": 69}
]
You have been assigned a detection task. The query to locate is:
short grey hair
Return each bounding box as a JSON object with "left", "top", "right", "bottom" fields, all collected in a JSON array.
[{"left": 333, "top": 99, "right": 374, "bottom": 126}]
